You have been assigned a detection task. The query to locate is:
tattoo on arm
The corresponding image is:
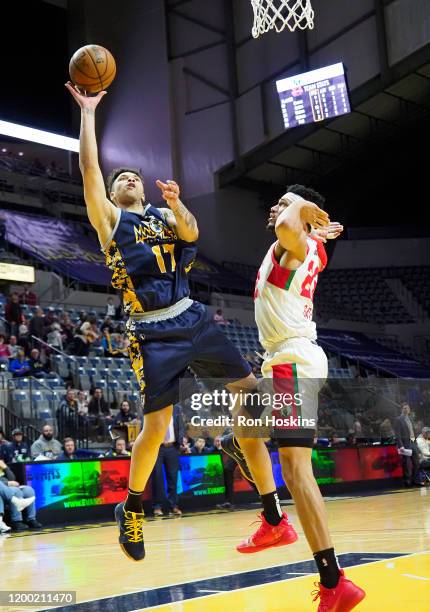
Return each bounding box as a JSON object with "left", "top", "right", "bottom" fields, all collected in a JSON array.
[{"left": 163, "top": 202, "right": 198, "bottom": 241}]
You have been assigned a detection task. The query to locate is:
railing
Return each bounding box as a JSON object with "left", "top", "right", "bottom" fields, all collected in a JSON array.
[
  {"left": 7, "top": 375, "right": 54, "bottom": 422},
  {"left": 31, "top": 335, "right": 79, "bottom": 387},
  {"left": 0, "top": 402, "right": 40, "bottom": 443}
]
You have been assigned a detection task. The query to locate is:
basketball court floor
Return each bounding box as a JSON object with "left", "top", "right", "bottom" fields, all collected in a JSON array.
[{"left": 2, "top": 487, "right": 429, "bottom": 611}]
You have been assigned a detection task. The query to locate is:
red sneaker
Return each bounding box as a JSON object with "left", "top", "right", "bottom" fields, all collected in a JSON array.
[
  {"left": 311, "top": 570, "right": 366, "bottom": 611},
  {"left": 237, "top": 512, "right": 298, "bottom": 553}
]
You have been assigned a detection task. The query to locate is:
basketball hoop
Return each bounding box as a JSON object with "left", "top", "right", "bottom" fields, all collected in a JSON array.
[{"left": 251, "top": 0, "right": 314, "bottom": 38}]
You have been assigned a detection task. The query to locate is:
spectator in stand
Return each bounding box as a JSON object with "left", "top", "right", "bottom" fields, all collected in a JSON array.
[
  {"left": 30, "top": 424, "right": 62, "bottom": 460},
  {"left": 201, "top": 427, "right": 214, "bottom": 449},
  {"left": 9, "top": 348, "right": 31, "bottom": 378},
  {"left": 181, "top": 427, "right": 194, "bottom": 452},
  {"left": 19, "top": 284, "right": 37, "bottom": 307},
  {"left": 101, "top": 317, "right": 115, "bottom": 334},
  {"left": 0, "top": 427, "right": 9, "bottom": 450},
  {"left": 116, "top": 334, "right": 129, "bottom": 356},
  {"left": 43, "top": 309, "right": 56, "bottom": 335},
  {"left": 395, "top": 403, "right": 425, "bottom": 487},
  {"left": 0, "top": 459, "right": 42, "bottom": 530},
  {"left": 0, "top": 334, "right": 11, "bottom": 365},
  {"left": 0, "top": 480, "right": 34, "bottom": 532},
  {"left": 28, "top": 348, "right": 48, "bottom": 378},
  {"left": 115, "top": 299, "right": 124, "bottom": 321},
  {"left": 190, "top": 436, "right": 209, "bottom": 455},
  {"left": 29, "top": 307, "right": 45, "bottom": 345},
  {"left": 46, "top": 322, "right": 63, "bottom": 351},
  {"left": 179, "top": 436, "right": 192, "bottom": 455},
  {"left": 70, "top": 324, "right": 90, "bottom": 356},
  {"left": 417, "top": 427, "right": 430, "bottom": 471},
  {"left": 113, "top": 400, "right": 138, "bottom": 426},
  {"left": 380, "top": 418, "right": 395, "bottom": 444},
  {"left": 18, "top": 316, "right": 29, "bottom": 339},
  {"left": 58, "top": 438, "right": 78, "bottom": 461},
  {"left": 0, "top": 429, "right": 11, "bottom": 463},
  {"left": 106, "top": 297, "right": 116, "bottom": 318},
  {"left": 78, "top": 311, "right": 87, "bottom": 325},
  {"left": 213, "top": 308, "right": 229, "bottom": 325},
  {"left": 88, "top": 387, "right": 112, "bottom": 439},
  {"left": 105, "top": 438, "right": 130, "bottom": 457},
  {"left": 59, "top": 313, "right": 75, "bottom": 348},
  {"left": 5, "top": 293, "right": 22, "bottom": 336},
  {"left": 76, "top": 390, "right": 88, "bottom": 416},
  {"left": 56, "top": 389, "right": 79, "bottom": 439},
  {"left": 7, "top": 335, "right": 19, "bottom": 360},
  {"left": 2, "top": 428, "right": 31, "bottom": 463},
  {"left": 18, "top": 317, "right": 30, "bottom": 355},
  {"left": 101, "top": 328, "right": 117, "bottom": 357}
]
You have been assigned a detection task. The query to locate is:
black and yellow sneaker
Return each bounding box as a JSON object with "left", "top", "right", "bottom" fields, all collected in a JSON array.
[
  {"left": 115, "top": 502, "right": 145, "bottom": 561},
  {"left": 220, "top": 433, "right": 254, "bottom": 484}
]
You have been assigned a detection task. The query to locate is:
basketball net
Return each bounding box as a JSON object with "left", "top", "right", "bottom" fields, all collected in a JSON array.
[{"left": 251, "top": 0, "right": 314, "bottom": 38}]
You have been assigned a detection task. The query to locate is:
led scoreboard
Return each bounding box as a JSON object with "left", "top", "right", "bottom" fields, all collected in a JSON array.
[{"left": 276, "top": 62, "right": 351, "bottom": 129}]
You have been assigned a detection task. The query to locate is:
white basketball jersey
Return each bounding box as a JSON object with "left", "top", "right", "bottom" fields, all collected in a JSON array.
[{"left": 254, "top": 236, "right": 327, "bottom": 350}]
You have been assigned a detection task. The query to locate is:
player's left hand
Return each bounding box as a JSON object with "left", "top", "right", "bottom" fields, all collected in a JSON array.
[
  {"left": 156, "top": 179, "right": 181, "bottom": 208},
  {"left": 313, "top": 221, "right": 344, "bottom": 242}
]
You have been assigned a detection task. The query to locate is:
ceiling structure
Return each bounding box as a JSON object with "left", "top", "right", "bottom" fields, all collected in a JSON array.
[{"left": 215, "top": 42, "right": 430, "bottom": 199}]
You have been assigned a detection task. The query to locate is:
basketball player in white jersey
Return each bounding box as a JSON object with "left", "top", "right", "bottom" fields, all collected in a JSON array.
[{"left": 222, "top": 185, "right": 365, "bottom": 611}]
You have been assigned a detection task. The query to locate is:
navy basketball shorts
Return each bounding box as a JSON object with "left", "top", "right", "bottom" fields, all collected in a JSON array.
[{"left": 125, "top": 301, "right": 251, "bottom": 413}]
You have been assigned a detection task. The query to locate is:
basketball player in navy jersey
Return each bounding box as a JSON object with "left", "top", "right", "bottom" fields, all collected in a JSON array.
[{"left": 66, "top": 83, "right": 256, "bottom": 561}]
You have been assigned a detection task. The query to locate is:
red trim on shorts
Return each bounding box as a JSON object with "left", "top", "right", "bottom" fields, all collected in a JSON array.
[{"left": 271, "top": 363, "right": 299, "bottom": 427}]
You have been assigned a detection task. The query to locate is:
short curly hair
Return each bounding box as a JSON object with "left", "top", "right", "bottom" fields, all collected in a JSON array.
[
  {"left": 106, "top": 167, "right": 144, "bottom": 194},
  {"left": 286, "top": 184, "right": 325, "bottom": 208}
]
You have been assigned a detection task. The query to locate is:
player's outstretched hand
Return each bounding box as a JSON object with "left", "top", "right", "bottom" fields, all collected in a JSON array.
[
  {"left": 65, "top": 81, "right": 107, "bottom": 111},
  {"left": 156, "top": 179, "right": 181, "bottom": 208},
  {"left": 313, "top": 221, "right": 344, "bottom": 242},
  {"left": 300, "top": 202, "right": 330, "bottom": 229}
]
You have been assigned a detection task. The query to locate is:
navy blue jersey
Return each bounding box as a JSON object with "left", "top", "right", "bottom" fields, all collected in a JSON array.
[{"left": 103, "top": 205, "right": 196, "bottom": 314}]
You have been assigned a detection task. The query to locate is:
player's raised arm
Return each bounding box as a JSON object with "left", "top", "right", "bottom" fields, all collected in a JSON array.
[
  {"left": 275, "top": 193, "right": 329, "bottom": 261},
  {"left": 156, "top": 180, "right": 199, "bottom": 242},
  {"left": 65, "top": 82, "right": 117, "bottom": 246}
]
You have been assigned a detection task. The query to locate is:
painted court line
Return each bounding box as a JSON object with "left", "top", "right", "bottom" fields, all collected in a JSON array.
[{"left": 401, "top": 574, "right": 430, "bottom": 581}]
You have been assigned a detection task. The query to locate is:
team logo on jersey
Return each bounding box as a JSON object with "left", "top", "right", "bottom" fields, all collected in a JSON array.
[
  {"left": 149, "top": 218, "right": 164, "bottom": 234},
  {"left": 134, "top": 217, "right": 176, "bottom": 244}
]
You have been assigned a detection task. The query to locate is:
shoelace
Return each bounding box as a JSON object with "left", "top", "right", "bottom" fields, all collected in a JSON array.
[
  {"left": 311, "top": 582, "right": 321, "bottom": 602},
  {"left": 249, "top": 515, "right": 278, "bottom": 542},
  {"left": 311, "top": 582, "right": 329, "bottom": 611},
  {"left": 124, "top": 513, "right": 144, "bottom": 544}
]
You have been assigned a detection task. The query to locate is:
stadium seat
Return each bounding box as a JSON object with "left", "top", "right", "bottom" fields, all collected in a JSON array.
[
  {"left": 75, "top": 356, "right": 89, "bottom": 366},
  {"left": 107, "top": 379, "right": 121, "bottom": 403},
  {"left": 91, "top": 345, "right": 104, "bottom": 356},
  {"left": 11, "top": 391, "right": 31, "bottom": 418},
  {"left": 16, "top": 378, "right": 30, "bottom": 390},
  {"left": 94, "top": 379, "right": 107, "bottom": 390}
]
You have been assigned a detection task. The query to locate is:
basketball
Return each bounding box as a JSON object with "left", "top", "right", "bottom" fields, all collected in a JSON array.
[{"left": 69, "top": 44, "right": 116, "bottom": 94}]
